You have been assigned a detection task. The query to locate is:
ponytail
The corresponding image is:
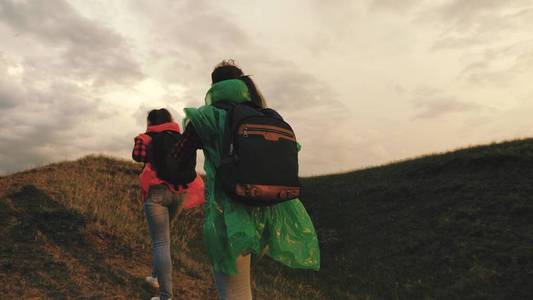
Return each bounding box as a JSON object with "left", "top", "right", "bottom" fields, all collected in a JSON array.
[
  {"left": 211, "top": 59, "right": 268, "bottom": 108},
  {"left": 240, "top": 75, "right": 267, "bottom": 108}
]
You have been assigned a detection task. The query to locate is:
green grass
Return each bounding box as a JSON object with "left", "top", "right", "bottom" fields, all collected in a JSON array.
[{"left": 1, "top": 139, "right": 532, "bottom": 299}]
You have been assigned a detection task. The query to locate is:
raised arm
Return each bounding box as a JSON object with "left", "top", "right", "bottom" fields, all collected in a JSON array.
[{"left": 170, "top": 123, "right": 203, "bottom": 163}]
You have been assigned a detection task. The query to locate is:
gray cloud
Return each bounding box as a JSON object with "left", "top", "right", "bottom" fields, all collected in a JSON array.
[
  {"left": 251, "top": 61, "right": 343, "bottom": 111},
  {"left": 414, "top": 97, "right": 479, "bottom": 119},
  {"left": 411, "top": 88, "right": 489, "bottom": 119},
  {"left": 458, "top": 39, "right": 533, "bottom": 86},
  {"left": 123, "top": 0, "right": 354, "bottom": 175},
  {"left": 122, "top": 0, "right": 259, "bottom": 107},
  {"left": 0, "top": 76, "right": 109, "bottom": 174},
  {"left": 171, "top": 14, "right": 251, "bottom": 61},
  {"left": 0, "top": 80, "right": 20, "bottom": 110},
  {"left": 0, "top": 0, "right": 144, "bottom": 85},
  {"left": 5, "top": 0, "right": 524, "bottom": 177},
  {"left": 126, "top": 0, "right": 344, "bottom": 112},
  {"left": 431, "top": 0, "right": 529, "bottom": 27},
  {"left": 369, "top": 0, "right": 423, "bottom": 13},
  {"left": 0, "top": 0, "right": 150, "bottom": 174},
  {"left": 421, "top": 1, "right": 533, "bottom": 51}
]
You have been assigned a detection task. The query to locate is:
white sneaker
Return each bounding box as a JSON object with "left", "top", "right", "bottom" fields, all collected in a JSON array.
[
  {"left": 145, "top": 276, "right": 160, "bottom": 288},
  {"left": 150, "top": 298, "right": 171, "bottom": 300}
]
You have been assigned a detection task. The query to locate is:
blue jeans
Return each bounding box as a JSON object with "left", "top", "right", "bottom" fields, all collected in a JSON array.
[{"left": 144, "top": 185, "right": 184, "bottom": 300}]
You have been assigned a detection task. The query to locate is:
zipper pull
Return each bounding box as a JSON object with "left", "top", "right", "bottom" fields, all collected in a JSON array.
[{"left": 243, "top": 127, "right": 248, "bottom": 137}]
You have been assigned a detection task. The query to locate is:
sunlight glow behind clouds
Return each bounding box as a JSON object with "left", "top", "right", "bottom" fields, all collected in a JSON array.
[{"left": 1, "top": 0, "right": 532, "bottom": 175}]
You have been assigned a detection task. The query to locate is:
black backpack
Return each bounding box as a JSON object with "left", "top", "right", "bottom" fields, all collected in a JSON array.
[
  {"left": 147, "top": 130, "right": 197, "bottom": 187},
  {"left": 213, "top": 101, "right": 301, "bottom": 206}
]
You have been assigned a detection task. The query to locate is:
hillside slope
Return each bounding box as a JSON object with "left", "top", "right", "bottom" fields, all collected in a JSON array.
[
  {"left": 0, "top": 156, "right": 322, "bottom": 299},
  {"left": 0, "top": 158, "right": 216, "bottom": 299},
  {"left": 1, "top": 139, "right": 533, "bottom": 299},
  {"left": 301, "top": 139, "right": 533, "bottom": 299}
]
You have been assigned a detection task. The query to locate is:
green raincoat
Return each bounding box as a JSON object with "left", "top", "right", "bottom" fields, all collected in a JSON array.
[{"left": 184, "top": 79, "right": 320, "bottom": 274}]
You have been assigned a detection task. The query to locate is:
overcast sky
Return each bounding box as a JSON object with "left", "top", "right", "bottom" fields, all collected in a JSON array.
[{"left": 1, "top": 0, "right": 532, "bottom": 176}]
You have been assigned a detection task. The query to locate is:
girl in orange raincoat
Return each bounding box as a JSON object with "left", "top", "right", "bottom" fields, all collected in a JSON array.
[{"left": 132, "top": 108, "right": 204, "bottom": 300}]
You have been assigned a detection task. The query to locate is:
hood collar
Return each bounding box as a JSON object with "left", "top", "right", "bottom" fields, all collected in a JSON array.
[{"left": 146, "top": 122, "right": 181, "bottom": 133}]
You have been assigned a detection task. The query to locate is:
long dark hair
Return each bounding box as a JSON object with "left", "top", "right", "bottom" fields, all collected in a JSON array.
[
  {"left": 147, "top": 108, "right": 173, "bottom": 125},
  {"left": 211, "top": 59, "right": 267, "bottom": 108}
]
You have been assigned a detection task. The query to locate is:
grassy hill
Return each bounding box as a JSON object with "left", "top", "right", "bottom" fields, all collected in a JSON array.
[{"left": 1, "top": 139, "right": 532, "bottom": 299}]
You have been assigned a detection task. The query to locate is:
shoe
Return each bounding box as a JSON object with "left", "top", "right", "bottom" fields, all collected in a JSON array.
[
  {"left": 150, "top": 298, "right": 171, "bottom": 300},
  {"left": 145, "top": 276, "right": 160, "bottom": 288}
]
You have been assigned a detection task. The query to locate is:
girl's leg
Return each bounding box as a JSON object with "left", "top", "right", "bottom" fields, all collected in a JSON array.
[
  {"left": 168, "top": 192, "right": 185, "bottom": 224},
  {"left": 147, "top": 192, "right": 183, "bottom": 289},
  {"left": 213, "top": 254, "right": 252, "bottom": 300},
  {"left": 144, "top": 186, "right": 173, "bottom": 300}
]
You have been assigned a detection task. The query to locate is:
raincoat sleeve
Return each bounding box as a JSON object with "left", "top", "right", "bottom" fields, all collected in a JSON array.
[{"left": 185, "top": 106, "right": 221, "bottom": 144}]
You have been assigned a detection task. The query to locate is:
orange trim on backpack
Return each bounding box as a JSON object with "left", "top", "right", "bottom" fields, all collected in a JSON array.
[{"left": 235, "top": 183, "right": 300, "bottom": 200}]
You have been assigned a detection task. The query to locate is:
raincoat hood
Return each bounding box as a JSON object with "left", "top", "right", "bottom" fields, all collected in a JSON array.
[{"left": 204, "top": 79, "right": 251, "bottom": 105}]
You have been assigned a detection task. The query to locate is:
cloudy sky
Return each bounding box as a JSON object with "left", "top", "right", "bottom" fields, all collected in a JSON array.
[{"left": 1, "top": 0, "right": 532, "bottom": 176}]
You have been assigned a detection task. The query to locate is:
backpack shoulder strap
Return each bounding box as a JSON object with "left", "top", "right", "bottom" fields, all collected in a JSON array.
[
  {"left": 162, "top": 130, "right": 180, "bottom": 137},
  {"left": 213, "top": 100, "right": 238, "bottom": 131},
  {"left": 212, "top": 101, "right": 239, "bottom": 159},
  {"left": 262, "top": 108, "right": 283, "bottom": 120},
  {"left": 146, "top": 130, "right": 179, "bottom": 139}
]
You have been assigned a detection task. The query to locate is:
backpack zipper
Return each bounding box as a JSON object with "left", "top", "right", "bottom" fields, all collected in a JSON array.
[
  {"left": 245, "top": 128, "right": 294, "bottom": 138},
  {"left": 239, "top": 125, "right": 296, "bottom": 142}
]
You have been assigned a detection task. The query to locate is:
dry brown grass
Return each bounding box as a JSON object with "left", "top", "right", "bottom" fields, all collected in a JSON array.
[
  {"left": 0, "top": 155, "right": 325, "bottom": 299},
  {"left": 0, "top": 156, "right": 216, "bottom": 299}
]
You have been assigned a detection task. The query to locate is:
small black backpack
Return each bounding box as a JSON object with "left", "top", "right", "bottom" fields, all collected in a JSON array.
[
  {"left": 147, "top": 131, "right": 197, "bottom": 187},
  {"left": 213, "top": 101, "right": 301, "bottom": 206}
]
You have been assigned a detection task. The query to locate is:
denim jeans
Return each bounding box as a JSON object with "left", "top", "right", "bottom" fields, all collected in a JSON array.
[
  {"left": 214, "top": 254, "right": 252, "bottom": 300},
  {"left": 144, "top": 185, "right": 184, "bottom": 300}
]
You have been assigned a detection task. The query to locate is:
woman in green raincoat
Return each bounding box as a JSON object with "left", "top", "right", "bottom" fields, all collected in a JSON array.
[{"left": 172, "top": 60, "right": 319, "bottom": 299}]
